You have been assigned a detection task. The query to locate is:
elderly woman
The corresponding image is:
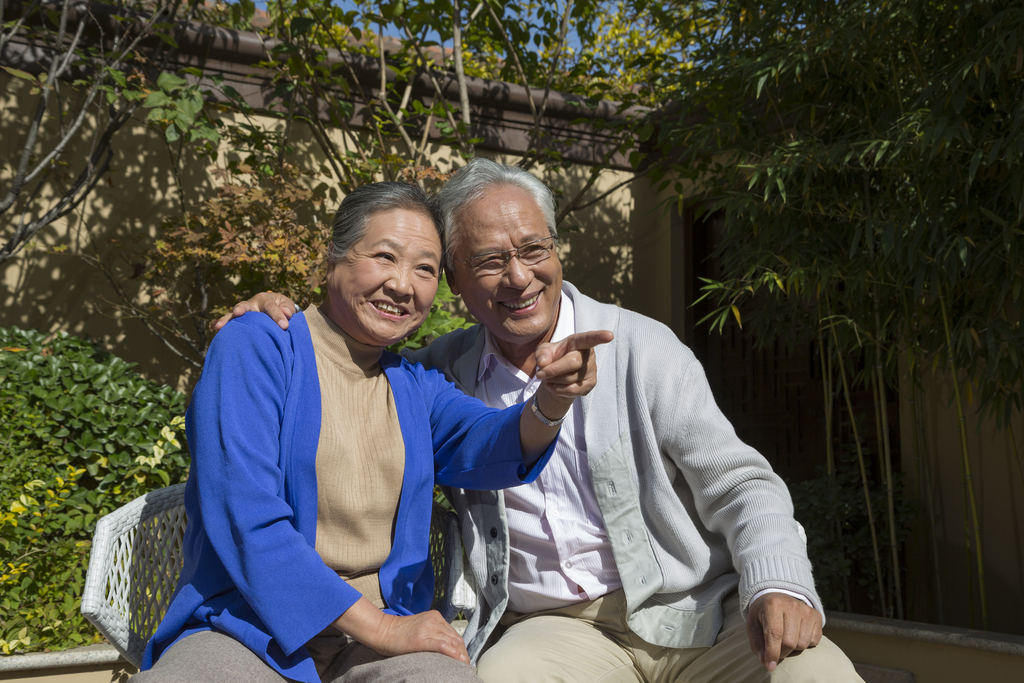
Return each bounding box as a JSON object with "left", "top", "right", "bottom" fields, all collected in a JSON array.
[{"left": 135, "top": 182, "right": 610, "bottom": 683}]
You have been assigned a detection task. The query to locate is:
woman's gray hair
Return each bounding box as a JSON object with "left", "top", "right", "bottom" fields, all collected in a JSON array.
[
  {"left": 327, "top": 182, "right": 441, "bottom": 264},
  {"left": 434, "top": 158, "right": 557, "bottom": 272}
]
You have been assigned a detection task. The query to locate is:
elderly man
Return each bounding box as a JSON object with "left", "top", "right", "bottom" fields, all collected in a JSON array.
[{"left": 222, "top": 158, "right": 862, "bottom": 683}]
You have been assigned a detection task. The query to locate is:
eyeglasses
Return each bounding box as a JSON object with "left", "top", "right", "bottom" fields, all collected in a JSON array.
[{"left": 456, "top": 236, "right": 559, "bottom": 275}]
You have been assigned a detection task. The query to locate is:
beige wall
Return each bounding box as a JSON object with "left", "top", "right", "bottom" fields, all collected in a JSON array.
[
  {"left": 2, "top": 73, "right": 645, "bottom": 392},
  {"left": 3, "top": 73, "right": 207, "bottom": 389},
  {"left": 898, "top": 366, "right": 1024, "bottom": 637}
]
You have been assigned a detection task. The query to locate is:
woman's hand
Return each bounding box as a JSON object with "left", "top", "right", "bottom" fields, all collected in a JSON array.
[
  {"left": 213, "top": 291, "right": 297, "bottom": 332},
  {"left": 372, "top": 611, "right": 471, "bottom": 664},
  {"left": 333, "top": 598, "right": 470, "bottom": 664}
]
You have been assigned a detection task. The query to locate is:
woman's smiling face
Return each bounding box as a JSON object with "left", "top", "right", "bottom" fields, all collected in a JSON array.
[{"left": 322, "top": 208, "right": 442, "bottom": 347}]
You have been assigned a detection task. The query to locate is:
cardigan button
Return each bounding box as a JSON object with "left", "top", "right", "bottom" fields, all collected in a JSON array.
[
  {"left": 489, "top": 527, "right": 498, "bottom": 539},
  {"left": 490, "top": 574, "right": 499, "bottom": 585}
]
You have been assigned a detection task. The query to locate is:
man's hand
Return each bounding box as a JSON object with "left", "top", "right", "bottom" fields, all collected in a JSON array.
[
  {"left": 745, "top": 592, "right": 822, "bottom": 672},
  {"left": 518, "top": 330, "right": 613, "bottom": 463},
  {"left": 335, "top": 599, "right": 470, "bottom": 664},
  {"left": 212, "top": 291, "right": 297, "bottom": 332},
  {"left": 533, "top": 330, "right": 614, "bottom": 419}
]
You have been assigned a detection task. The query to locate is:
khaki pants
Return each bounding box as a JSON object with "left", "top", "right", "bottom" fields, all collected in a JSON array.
[{"left": 477, "top": 590, "right": 863, "bottom": 683}]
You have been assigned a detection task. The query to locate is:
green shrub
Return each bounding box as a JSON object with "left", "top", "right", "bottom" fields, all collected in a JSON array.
[
  {"left": 0, "top": 327, "right": 188, "bottom": 654},
  {"left": 789, "top": 446, "right": 917, "bottom": 616}
]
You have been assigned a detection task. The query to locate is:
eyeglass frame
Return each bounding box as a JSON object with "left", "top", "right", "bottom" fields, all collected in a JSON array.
[{"left": 453, "top": 235, "right": 560, "bottom": 274}]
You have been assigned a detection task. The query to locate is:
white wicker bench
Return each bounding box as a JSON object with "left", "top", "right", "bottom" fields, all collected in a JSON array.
[{"left": 81, "top": 483, "right": 475, "bottom": 667}]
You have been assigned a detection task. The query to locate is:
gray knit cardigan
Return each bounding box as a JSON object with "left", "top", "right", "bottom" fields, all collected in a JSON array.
[{"left": 410, "top": 281, "right": 821, "bottom": 663}]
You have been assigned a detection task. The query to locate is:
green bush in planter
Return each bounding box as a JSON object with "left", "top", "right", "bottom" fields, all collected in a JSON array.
[
  {"left": 788, "top": 446, "right": 917, "bottom": 616},
  {"left": 0, "top": 327, "right": 188, "bottom": 654}
]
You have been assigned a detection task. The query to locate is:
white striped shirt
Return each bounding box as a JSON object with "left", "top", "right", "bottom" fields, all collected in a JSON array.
[{"left": 476, "top": 293, "right": 622, "bottom": 613}]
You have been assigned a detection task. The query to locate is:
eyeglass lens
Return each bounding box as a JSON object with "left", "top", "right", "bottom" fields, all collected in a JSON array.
[{"left": 469, "top": 237, "right": 556, "bottom": 272}]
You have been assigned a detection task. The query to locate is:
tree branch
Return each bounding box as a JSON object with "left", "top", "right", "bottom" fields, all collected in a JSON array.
[
  {"left": 396, "top": 15, "right": 470, "bottom": 152},
  {"left": 522, "top": 0, "right": 575, "bottom": 171},
  {"left": 485, "top": 2, "right": 538, "bottom": 124},
  {"left": 82, "top": 248, "right": 205, "bottom": 368},
  {"left": 377, "top": 27, "right": 421, "bottom": 163},
  {"left": 561, "top": 170, "right": 646, "bottom": 219},
  {"left": 0, "top": 0, "right": 44, "bottom": 54},
  {"left": 451, "top": 0, "right": 474, "bottom": 155}
]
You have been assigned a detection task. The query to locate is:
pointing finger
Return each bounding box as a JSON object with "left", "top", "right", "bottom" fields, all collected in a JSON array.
[
  {"left": 561, "top": 330, "right": 614, "bottom": 353},
  {"left": 535, "top": 330, "right": 612, "bottom": 375}
]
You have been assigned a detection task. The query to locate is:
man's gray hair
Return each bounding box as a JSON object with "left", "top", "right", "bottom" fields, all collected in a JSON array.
[
  {"left": 328, "top": 182, "right": 440, "bottom": 264},
  {"left": 434, "top": 158, "right": 557, "bottom": 271}
]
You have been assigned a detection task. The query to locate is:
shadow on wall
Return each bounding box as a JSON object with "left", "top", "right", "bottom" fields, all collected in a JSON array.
[
  {"left": 1, "top": 73, "right": 213, "bottom": 390},
  {"left": 902, "top": 369, "right": 1024, "bottom": 637},
  {"left": 543, "top": 167, "right": 635, "bottom": 311}
]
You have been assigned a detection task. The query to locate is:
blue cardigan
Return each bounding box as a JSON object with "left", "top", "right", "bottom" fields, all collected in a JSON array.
[{"left": 142, "top": 313, "right": 552, "bottom": 682}]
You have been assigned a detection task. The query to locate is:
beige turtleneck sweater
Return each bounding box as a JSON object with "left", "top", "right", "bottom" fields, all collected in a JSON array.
[{"left": 305, "top": 304, "right": 405, "bottom": 611}]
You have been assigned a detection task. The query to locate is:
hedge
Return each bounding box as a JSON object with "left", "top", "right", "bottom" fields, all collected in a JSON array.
[{"left": 0, "top": 327, "right": 188, "bottom": 654}]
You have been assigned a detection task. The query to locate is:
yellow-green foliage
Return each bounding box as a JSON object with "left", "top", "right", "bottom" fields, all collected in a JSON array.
[
  {"left": 0, "top": 327, "right": 188, "bottom": 654},
  {"left": 575, "top": 1, "right": 691, "bottom": 104}
]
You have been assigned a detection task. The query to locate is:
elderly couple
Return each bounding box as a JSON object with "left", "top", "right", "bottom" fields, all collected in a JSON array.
[{"left": 136, "top": 159, "right": 862, "bottom": 683}]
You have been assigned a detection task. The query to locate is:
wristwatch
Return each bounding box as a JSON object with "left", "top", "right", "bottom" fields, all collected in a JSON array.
[{"left": 531, "top": 394, "right": 567, "bottom": 427}]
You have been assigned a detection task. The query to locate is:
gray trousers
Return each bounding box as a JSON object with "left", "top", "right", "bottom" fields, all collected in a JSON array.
[{"left": 131, "top": 630, "right": 482, "bottom": 683}]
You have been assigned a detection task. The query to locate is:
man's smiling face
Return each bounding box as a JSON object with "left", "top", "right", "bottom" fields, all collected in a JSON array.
[{"left": 448, "top": 185, "right": 562, "bottom": 371}]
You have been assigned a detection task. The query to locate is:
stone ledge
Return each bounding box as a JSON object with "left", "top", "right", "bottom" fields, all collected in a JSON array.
[
  {"left": 826, "top": 611, "right": 1024, "bottom": 658},
  {"left": 852, "top": 662, "right": 915, "bottom": 683},
  {"left": 0, "top": 644, "right": 124, "bottom": 672}
]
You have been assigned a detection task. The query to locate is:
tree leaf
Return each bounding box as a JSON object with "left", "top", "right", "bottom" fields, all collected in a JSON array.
[
  {"left": 1, "top": 66, "right": 37, "bottom": 82},
  {"left": 144, "top": 91, "right": 172, "bottom": 108},
  {"left": 155, "top": 33, "right": 179, "bottom": 49},
  {"left": 106, "top": 69, "right": 128, "bottom": 88},
  {"left": 157, "top": 72, "right": 188, "bottom": 92},
  {"left": 290, "top": 17, "right": 316, "bottom": 36}
]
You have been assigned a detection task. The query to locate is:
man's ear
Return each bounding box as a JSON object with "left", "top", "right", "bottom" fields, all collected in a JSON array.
[{"left": 446, "top": 267, "right": 462, "bottom": 296}]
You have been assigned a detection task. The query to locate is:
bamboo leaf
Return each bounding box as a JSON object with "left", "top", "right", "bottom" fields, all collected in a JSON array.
[
  {"left": 968, "top": 149, "right": 983, "bottom": 184},
  {"left": 979, "top": 207, "right": 1008, "bottom": 228},
  {"left": 756, "top": 72, "right": 770, "bottom": 98}
]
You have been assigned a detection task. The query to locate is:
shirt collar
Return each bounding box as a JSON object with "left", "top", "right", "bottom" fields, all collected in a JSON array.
[{"left": 478, "top": 290, "right": 576, "bottom": 383}]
